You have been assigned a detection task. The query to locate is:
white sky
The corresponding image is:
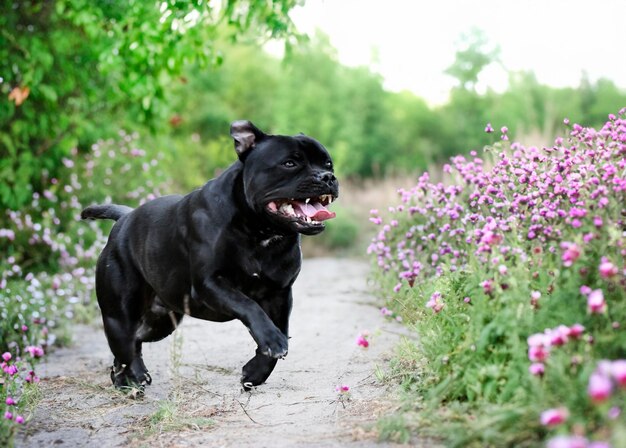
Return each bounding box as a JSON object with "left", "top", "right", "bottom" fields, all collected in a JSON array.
[{"left": 287, "top": 0, "right": 626, "bottom": 105}]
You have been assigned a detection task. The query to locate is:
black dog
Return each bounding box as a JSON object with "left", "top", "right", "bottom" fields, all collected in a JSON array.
[{"left": 81, "top": 121, "right": 338, "bottom": 391}]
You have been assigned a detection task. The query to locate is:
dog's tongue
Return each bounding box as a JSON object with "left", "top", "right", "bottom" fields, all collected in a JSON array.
[{"left": 294, "top": 201, "right": 336, "bottom": 221}]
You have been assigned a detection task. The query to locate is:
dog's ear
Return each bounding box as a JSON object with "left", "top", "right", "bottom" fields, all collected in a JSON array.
[{"left": 230, "top": 120, "right": 265, "bottom": 159}]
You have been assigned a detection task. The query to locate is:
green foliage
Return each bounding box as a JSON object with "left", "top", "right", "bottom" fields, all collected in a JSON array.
[
  {"left": 0, "top": 0, "right": 299, "bottom": 210},
  {"left": 306, "top": 204, "right": 359, "bottom": 254},
  {"left": 157, "top": 31, "right": 626, "bottom": 185}
]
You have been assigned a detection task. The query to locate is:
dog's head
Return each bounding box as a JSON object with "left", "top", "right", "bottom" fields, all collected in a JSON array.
[{"left": 230, "top": 120, "right": 339, "bottom": 235}]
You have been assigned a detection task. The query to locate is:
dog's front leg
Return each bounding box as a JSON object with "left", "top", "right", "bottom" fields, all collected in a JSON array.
[
  {"left": 241, "top": 290, "right": 293, "bottom": 389},
  {"left": 191, "top": 276, "right": 289, "bottom": 359}
]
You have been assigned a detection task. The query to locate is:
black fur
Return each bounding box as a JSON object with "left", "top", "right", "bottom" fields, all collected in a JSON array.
[{"left": 83, "top": 121, "right": 338, "bottom": 391}]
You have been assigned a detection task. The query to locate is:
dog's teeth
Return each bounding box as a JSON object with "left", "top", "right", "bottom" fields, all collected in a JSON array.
[
  {"left": 328, "top": 196, "right": 333, "bottom": 204},
  {"left": 305, "top": 198, "right": 310, "bottom": 204},
  {"left": 279, "top": 203, "right": 295, "bottom": 216}
]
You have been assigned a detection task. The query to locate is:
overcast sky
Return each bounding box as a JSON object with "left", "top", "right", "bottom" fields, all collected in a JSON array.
[{"left": 288, "top": 0, "right": 625, "bottom": 105}]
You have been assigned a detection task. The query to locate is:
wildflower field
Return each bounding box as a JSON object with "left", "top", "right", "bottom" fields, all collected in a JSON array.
[
  {"left": 369, "top": 110, "right": 626, "bottom": 447},
  {"left": 0, "top": 133, "right": 166, "bottom": 445}
]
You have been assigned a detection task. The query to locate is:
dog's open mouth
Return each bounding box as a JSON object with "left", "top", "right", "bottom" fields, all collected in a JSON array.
[{"left": 266, "top": 194, "right": 336, "bottom": 225}]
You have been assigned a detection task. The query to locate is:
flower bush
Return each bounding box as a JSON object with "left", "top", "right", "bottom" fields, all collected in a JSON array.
[
  {"left": 369, "top": 109, "right": 626, "bottom": 446},
  {"left": 0, "top": 132, "right": 167, "bottom": 446}
]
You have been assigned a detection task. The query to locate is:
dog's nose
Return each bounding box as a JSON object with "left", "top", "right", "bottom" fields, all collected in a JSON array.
[{"left": 318, "top": 171, "right": 336, "bottom": 185}]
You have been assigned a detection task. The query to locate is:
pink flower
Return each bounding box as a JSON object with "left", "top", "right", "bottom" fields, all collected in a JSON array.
[
  {"left": 481, "top": 279, "right": 493, "bottom": 294},
  {"left": 547, "top": 436, "right": 588, "bottom": 448},
  {"left": 335, "top": 385, "right": 350, "bottom": 393},
  {"left": 588, "top": 442, "right": 611, "bottom": 448},
  {"left": 549, "top": 326, "right": 570, "bottom": 346},
  {"left": 587, "top": 289, "right": 607, "bottom": 314},
  {"left": 599, "top": 261, "right": 619, "bottom": 279},
  {"left": 356, "top": 333, "right": 370, "bottom": 348},
  {"left": 561, "top": 242, "right": 581, "bottom": 267},
  {"left": 529, "top": 345, "right": 550, "bottom": 362},
  {"left": 5, "top": 397, "right": 16, "bottom": 406},
  {"left": 426, "top": 292, "right": 444, "bottom": 313},
  {"left": 1, "top": 352, "right": 11, "bottom": 362},
  {"left": 588, "top": 372, "right": 613, "bottom": 403},
  {"left": 485, "top": 123, "right": 494, "bottom": 133},
  {"left": 567, "top": 324, "right": 585, "bottom": 339},
  {"left": 529, "top": 363, "right": 545, "bottom": 376},
  {"left": 540, "top": 407, "right": 569, "bottom": 426},
  {"left": 15, "top": 415, "right": 24, "bottom": 424},
  {"left": 480, "top": 231, "right": 502, "bottom": 246},
  {"left": 25, "top": 345, "right": 44, "bottom": 358},
  {"left": 3, "top": 365, "right": 18, "bottom": 376},
  {"left": 4, "top": 411, "right": 13, "bottom": 420},
  {"left": 611, "top": 360, "right": 626, "bottom": 387}
]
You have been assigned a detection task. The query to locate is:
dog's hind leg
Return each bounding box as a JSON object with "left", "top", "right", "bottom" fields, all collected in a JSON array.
[
  {"left": 241, "top": 291, "right": 292, "bottom": 390},
  {"left": 96, "top": 252, "right": 152, "bottom": 389}
]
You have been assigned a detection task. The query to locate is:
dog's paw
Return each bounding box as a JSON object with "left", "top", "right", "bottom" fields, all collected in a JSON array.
[
  {"left": 110, "top": 359, "right": 152, "bottom": 389},
  {"left": 257, "top": 328, "right": 288, "bottom": 359}
]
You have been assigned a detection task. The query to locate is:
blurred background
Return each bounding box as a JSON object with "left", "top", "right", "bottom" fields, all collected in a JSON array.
[{"left": 2, "top": 0, "right": 625, "bottom": 257}]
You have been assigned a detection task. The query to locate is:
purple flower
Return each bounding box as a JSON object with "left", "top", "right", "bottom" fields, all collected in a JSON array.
[
  {"left": 608, "top": 406, "right": 621, "bottom": 419},
  {"left": 485, "top": 123, "right": 494, "bottom": 133}
]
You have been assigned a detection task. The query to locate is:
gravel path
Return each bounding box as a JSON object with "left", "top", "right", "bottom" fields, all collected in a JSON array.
[{"left": 17, "top": 258, "right": 414, "bottom": 447}]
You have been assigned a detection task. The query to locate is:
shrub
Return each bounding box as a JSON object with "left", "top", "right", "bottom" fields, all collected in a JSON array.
[
  {"left": 369, "top": 110, "right": 626, "bottom": 446},
  {"left": 0, "top": 131, "right": 167, "bottom": 446}
]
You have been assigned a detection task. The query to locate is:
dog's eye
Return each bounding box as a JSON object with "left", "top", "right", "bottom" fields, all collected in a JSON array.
[
  {"left": 282, "top": 160, "right": 297, "bottom": 168},
  {"left": 325, "top": 160, "right": 333, "bottom": 170}
]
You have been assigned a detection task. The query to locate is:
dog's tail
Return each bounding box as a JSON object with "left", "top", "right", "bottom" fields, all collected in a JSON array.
[{"left": 81, "top": 204, "right": 133, "bottom": 221}]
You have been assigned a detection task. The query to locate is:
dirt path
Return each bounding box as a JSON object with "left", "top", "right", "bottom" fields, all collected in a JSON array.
[{"left": 17, "top": 258, "right": 413, "bottom": 448}]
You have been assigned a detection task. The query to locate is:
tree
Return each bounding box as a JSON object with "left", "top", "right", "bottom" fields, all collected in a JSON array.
[
  {"left": 445, "top": 28, "right": 500, "bottom": 92},
  {"left": 0, "top": 0, "right": 300, "bottom": 209}
]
